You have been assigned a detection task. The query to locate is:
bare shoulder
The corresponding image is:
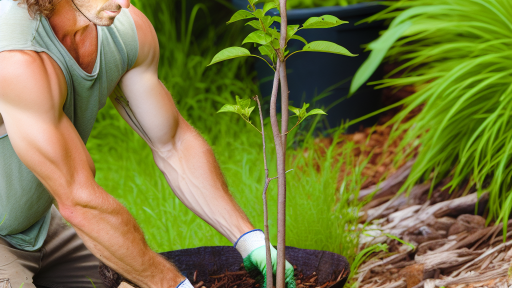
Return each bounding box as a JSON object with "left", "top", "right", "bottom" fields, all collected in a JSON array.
[
  {"left": 0, "top": 51, "right": 67, "bottom": 111},
  {"left": 127, "top": 5, "right": 159, "bottom": 69}
]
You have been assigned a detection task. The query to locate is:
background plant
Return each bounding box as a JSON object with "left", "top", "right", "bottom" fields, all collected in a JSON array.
[{"left": 350, "top": 0, "right": 512, "bottom": 229}]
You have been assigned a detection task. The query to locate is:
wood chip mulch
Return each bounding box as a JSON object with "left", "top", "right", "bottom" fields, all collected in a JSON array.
[
  {"left": 355, "top": 167, "right": 512, "bottom": 288},
  {"left": 324, "top": 62, "right": 512, "bottom": 288}
]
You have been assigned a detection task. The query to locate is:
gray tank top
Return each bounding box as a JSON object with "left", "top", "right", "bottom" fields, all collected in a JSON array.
[{"left": 0, "top": 0, "right": 139, "bottom": 251}]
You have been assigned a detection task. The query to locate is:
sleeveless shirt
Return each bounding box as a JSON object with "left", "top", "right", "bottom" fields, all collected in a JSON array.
[{"left": 0, "top": 0, "right": 139, "bottom": 251}]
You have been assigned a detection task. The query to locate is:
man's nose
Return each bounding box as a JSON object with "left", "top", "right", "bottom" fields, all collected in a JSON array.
[{"left": 114, "top": 0, "right": 130, "bottom": 9}]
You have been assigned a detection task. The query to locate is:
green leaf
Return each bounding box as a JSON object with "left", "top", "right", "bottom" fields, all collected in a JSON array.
[
  {"left": 289, "top": 104, "right": 326, "bottom": 124},
  {"left": 217, "top": 104, "right": 238, "bottom": 113},
  {"left": 263, "top": 2, "right": 278, "bottom": 13},
  {"left": 242, "top": 31, "right": 272, "bottom": 45},
  {"left": 236, "top": 95, "right": 251, "bottom": 110},
  {"left": 268, "top": 27, "right": 280, "bottom": 40},
  {"left": 246, "top": 20, "right": 263, "bottom": 30},
  {"left": 208, "top": 47, "right": 251, "bottom": 66},
  {"left": 286, "top": 25, "right": 300, "bottom": 43},
  {"left": 218, "top": 96, "right": 255, "bottom": 119},
  {"left": 253, "top": 9, "right": 265, "bottom": 19},
  {"left": 271, "top": 16, "right": 281, "bottom": 23},
  {"left": 298, "top": 103, "right": 309, "bottom": 119},
  {"left": 227, "top": 10, "right": 256, "bottom": 24},
  {"left": 291, "top": 35, "right": 308, "bottom": 45},
  {"left": 289, "top": 106, "right": 301, "bottom": 116},
  {"left": 306, "top": 109, "right": 327, "bottom": 117},
  {"left": 302, "top": 41, "right": 357, "bottom": 57},
  {"left": 243, "top": 106, "right": 256, "bottom": 118},
  {"left": 271, "top": 39, "right": 280, "bottom": 50},
  {"left": 247, "top": 16, "right": 274, "bottom": 31},
  {"left": 302, "top": 15, "right": 348, "bottom": 29},
  {"left": 349, "top": 21, "right": 412, "bottom": 95},
  {"left": 259, "top": 44, "right": 276, "bottom": 64}
]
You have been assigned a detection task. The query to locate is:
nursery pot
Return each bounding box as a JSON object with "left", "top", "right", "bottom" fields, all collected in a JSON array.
[
  {"left": 99, "top": 246, "right": 350, "bottom": 288},
  {"left": 232, "top": 0, "right": 386, "bottom": 133}
]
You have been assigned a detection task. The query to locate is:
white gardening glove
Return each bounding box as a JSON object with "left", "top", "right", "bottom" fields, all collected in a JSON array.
[
  {"left": 176, "top": 279, "right": 194, "bottom": 288},
  {"left": 234, "top": 229, "right": 296, "bottom": 288}
]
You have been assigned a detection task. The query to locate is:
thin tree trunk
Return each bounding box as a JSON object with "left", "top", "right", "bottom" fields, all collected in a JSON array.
[
  {"left": 280, "top": 63, "right": 289, "bottom": 150},
  {"left": 276, "top": 1, "right": 288, "bottom": 287},
  {"left": 253, "top": 95, "right": 275, "bottom": 288}
]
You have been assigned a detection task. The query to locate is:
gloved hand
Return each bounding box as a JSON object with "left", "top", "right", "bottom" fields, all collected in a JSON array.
[
  {"left": 234, "top": 229, "right": 296, "bottom": 288},
  {"left": 176, "top": 278, "right": 194, "bottom": 288}
]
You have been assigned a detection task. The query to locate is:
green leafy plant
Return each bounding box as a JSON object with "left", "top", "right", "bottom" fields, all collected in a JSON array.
[
  {"left": 209, "top": 0, "right": 356, "bottom": 286},
  {"left": 350, "top": 0, "right": 512, "bottom": 231}
]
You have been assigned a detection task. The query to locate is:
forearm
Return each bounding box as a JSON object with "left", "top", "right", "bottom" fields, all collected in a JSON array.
[
  {"left": 153, "top": 122, "right": 254, "bottom": 243},
  {"left": 61, "top": 184, "right": 184, "bottom": 288}
]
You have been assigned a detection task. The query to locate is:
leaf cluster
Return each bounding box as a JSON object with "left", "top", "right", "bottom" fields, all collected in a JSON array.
[
  {"left": 218, "top": 96, "right": 327, "bottom": 134},
  {"left": 208, "top": 0, "right": 357, "bottom": 69}
]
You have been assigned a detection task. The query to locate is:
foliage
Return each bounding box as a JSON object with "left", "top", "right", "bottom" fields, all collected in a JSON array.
[
  {"left": 286, "top": 0, "right": 375, "bottom": 10},
  {"left": 351, "top": 0, "right": 512, "bottom": 227},
  {"left": 210, "top": 1, "right": 356, "bottom": 70},
  {"left": 87, "top": 0, "right": 368, "bottom": 262}
]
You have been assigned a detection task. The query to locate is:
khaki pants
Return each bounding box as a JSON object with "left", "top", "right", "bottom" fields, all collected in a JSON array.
[{"left": 0, "top": 206, "right": 105, "bottom": 288}]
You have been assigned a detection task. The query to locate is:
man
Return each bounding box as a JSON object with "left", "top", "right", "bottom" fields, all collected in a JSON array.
[{"left": 0, "top": 0, "right": 296, "bottom": 287}]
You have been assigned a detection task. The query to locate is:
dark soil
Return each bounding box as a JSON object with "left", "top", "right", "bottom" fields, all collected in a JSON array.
[
  {"left": 188, "top": 264, "right": 347, "bottom": 288},
  {"left": 100, "top": 263, "right": 348, "bottom": 288}
]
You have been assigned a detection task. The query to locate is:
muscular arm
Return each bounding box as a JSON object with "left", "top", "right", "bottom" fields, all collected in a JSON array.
[
  {"left": 0, "top": 51, "right": 183, "bottom": 288},
  {"left": 114, "top": 6, "right": 254, "bottom": 244}
]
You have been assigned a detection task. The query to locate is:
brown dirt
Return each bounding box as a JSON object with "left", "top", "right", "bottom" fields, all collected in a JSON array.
[
  {"left": 188, "top": 265, "right": 347, "bottom": 288},
  {"left": 110, "top": 265, "right": 347, "bottom": 288}
]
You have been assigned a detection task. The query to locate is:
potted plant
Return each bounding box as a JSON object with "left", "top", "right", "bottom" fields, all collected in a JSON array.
[{"left": 232, "top": 0, "right": 386, "bottom": 133}]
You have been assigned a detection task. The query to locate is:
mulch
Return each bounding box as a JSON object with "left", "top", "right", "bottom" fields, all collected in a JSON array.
[
  {"left": 328, "top": 62, "right": 512, "bottom": 287},
  {"left": 188, "top": 265, "right": 346, "bottom": 288}
]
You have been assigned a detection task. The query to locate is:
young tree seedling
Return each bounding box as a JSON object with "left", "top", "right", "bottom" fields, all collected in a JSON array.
[{"left": 208, "top": 1, "right": 357, "bottom": 287}]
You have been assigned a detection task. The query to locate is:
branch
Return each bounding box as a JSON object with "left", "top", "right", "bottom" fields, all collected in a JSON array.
[{"left": 253, "top": 94, "right": 275, "bottom": 288}]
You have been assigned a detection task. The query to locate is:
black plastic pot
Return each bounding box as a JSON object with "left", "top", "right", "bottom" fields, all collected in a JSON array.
[
  {"left": 99, "top": 246, "right": 350, "bottom": 288},
  {"left": 231, "top": 0, "right": 386, "bottom": 133}
]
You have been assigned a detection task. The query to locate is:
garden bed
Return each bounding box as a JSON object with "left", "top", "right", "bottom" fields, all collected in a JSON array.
[{"left": 99, "top": 246, "right": 350, "bottom": 288}]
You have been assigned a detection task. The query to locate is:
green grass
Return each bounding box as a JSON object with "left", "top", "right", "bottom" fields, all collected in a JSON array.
[
  {"left": 87, "top": 0, "right": 369, "bottom": 263},
  {"left": 352, "top": 0, "right": 512, "bottom": 227}
]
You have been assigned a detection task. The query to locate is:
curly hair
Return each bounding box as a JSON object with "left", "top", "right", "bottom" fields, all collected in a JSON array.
[{"left": 16, "top": 0, "right": 59, "bottom": 18}]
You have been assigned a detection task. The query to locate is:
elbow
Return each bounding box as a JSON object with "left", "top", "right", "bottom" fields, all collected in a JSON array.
[
  {"left": 152, "top": 116, "right": 196, "bottom": 157},
  {"left": 55, "top": 180, "right": 106, "bottom": 227}
]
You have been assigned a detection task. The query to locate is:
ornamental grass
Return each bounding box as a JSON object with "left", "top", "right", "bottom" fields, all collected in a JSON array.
[{"left": 352, "top": 0, "right": 512, "bottom": 228}]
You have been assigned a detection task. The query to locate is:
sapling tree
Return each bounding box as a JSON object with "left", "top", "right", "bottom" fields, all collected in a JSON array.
[{"left": 208, "top": 1, "right": 356, "bottom": 287}]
